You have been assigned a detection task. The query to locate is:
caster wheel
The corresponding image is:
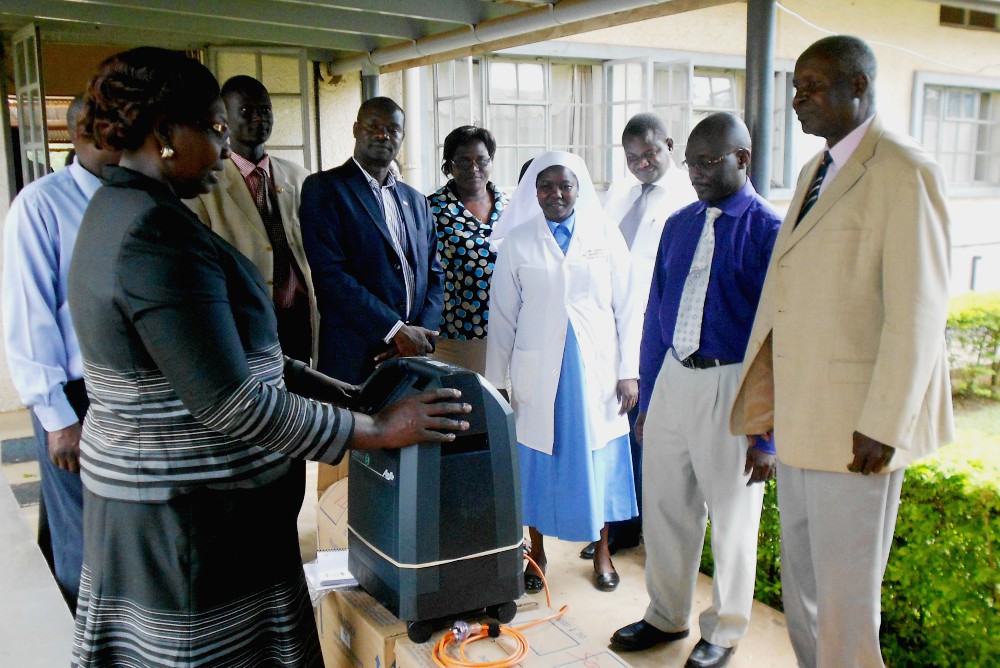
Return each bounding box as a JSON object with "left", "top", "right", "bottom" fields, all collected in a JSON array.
[
  {"left": 407, "top": 620, "right": 434, "bottom": 644},
  {"left": 486, "top": 600, "right": 517, "bottom": 624}
]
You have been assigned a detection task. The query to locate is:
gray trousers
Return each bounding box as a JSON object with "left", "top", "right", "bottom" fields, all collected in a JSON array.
[
  {"left": 777, "top": 460, "right": 904, "bottom": 668},
  {"left": 642, "top": 354, "right": 764, "bottom": 647}
]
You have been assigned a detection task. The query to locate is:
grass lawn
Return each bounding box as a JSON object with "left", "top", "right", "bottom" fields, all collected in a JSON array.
[{"left": 931, "top": 397, "right": 1000, "bottom": 474}]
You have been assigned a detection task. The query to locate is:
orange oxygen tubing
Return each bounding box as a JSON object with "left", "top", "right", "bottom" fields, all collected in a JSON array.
[{"left": 431, "top": 551, "right": 568, "bottom": 668}]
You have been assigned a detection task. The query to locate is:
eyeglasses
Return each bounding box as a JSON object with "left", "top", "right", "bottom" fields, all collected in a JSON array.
[
  {"left": 682, "top": 148, "right": 745, "bottom": 171},
  {"left": 451, "top": 157, "right": 492, "bottom": 171},
  {"left": 359, "top": 122, "right": 404, "bottom": 139}
]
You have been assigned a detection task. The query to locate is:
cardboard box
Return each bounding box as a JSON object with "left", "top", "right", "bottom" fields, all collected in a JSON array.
[
  {"left": 316, "top": 588, "right": 408, "bottom": 668},
  {"left": 318, "top": 459, "right": 350, "bottom": 497},
  {"left": 394, "top": 607, "right": 630, "bottom": 668},
  {"left": 317, "top": 477, "right": 349, "bottom": 550}
]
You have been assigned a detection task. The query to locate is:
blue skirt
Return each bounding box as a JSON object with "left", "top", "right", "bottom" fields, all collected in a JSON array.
[{"left": 518, "top": 324, "right": 638, "bottom": 542}]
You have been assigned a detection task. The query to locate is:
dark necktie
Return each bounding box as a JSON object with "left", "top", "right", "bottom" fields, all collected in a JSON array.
[
  {"left": 795, "top": 151, "right": 832, "bottom": 226},
  {"left": 250, "top": 167, "right": 291, "bottom": 289},
  {"left": 618, "top": 183, "right": 657, "bottom": 249}
]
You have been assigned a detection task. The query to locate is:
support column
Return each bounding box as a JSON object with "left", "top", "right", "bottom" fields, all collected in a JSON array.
[{"left": 744, "top": 0, "right": 776, "bottom": 198}]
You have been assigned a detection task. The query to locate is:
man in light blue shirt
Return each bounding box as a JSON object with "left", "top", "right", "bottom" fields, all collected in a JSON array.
[{"left": 2, "top": 95, "right": 120, "bottom": 609}]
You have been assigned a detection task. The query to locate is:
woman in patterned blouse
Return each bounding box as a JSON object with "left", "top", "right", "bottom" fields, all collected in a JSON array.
[{"left": 429, "top": 126, "right": 509, "bottom": 374}]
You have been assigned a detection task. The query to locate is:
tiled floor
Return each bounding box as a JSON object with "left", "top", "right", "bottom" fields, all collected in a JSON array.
[{"left": 3, "top": 409, "right": 797, "bottom": 667}]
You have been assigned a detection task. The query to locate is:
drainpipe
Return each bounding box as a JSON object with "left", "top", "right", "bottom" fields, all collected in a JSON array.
[{"left": 402, "top": 67, "right": 424, "bottom": 189}]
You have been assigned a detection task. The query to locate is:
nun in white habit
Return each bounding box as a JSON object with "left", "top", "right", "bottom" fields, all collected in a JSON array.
[{"left": 485, "top": 151, "right": 640, "bottom": 593}]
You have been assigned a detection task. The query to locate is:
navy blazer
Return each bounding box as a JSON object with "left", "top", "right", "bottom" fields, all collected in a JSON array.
[{"left": 299, "top": 159, "right": 444, "bottom": 383}]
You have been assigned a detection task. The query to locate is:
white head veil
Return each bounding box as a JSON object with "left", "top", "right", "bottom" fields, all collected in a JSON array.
[{"left": 490, "top": 150, "right": 605, "bottom": 249}]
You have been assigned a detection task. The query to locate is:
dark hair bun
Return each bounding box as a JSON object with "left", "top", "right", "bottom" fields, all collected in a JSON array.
[{"left": 82, "top": 47, "right": 220, "bottom": 152}]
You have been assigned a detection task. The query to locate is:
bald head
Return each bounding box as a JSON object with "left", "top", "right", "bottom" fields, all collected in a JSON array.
[
  {"left": 800, "top": 35, "right": 877, "bottom": 87},
  {"left": 793, "top": 35, "right": 876, "bottom": 146},
  {"left": 684, "top": 112, "right": 750, "bottom": 203},
  {"left": 689, "top": 112, "right": 751, "bottom": 152}
]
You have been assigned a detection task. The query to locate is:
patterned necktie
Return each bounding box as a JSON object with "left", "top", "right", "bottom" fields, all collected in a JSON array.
[
  {"left": 672, "top": 206, "right": 723, "bottom": 361},
  {"left": 618, "top": 183, "right": 657, "bottom": 249},
  {"left": 250, "top": 167, "right": 291, "bottom": 290},
  {"left": 795, "top": 151, "right": 832, "bottom": 226}
]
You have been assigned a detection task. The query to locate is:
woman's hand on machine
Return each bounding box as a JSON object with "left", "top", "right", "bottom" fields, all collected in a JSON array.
[{"left": 351, "top": 388, "right": 472, "bottom": 450}]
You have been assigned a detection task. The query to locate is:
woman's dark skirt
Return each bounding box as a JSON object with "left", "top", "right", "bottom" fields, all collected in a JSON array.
[{"left": 72, "top": 462, "right": 320, "bottom": 667}]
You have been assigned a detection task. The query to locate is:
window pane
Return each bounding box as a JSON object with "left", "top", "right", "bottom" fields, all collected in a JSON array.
[
  {"left": 519, "top": 63, "right": 545, "bottom": 101},
  {"left": 268, "top": 148, "right": 306, "bottom": 168},
  {"left": 455, "top": 59, "right": 470, "bottom": 96},
  {"left": 268, "top": 97, "right": 303, "bottom": 146},
  {"left": 438, "top": 101, "right": 454, "bottom": 143},
  {"left": 493, "top": 147, "right": 519, "bottom": 190},
  {"left": 437, "top": 61, "right": 454, "bottom": 98},
  {"left": 217, "top": 52, "right": 256, "bottom": 86},
  {"left": 261, "top": 55, "right": 300, "bottom": 94},
  {"left": 519, "top": 106, "right": 545, "bottom": 145},
  {"left": 626, "top": 63, "right": 643, "bottom": 99},
  {"left": 490, "top": 62, "right": 518, "bottom": 102},
  {"left": 491, "top": 104, "right": 516, "bottom": 143}
]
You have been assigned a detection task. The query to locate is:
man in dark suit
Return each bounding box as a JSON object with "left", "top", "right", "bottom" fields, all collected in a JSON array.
[{"left": 300, "top": 97, "right": 444, "bottom": 383}]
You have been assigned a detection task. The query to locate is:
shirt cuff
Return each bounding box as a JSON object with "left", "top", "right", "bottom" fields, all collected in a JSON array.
[
  {"left": 384, "top": 320, "right": 404, "bottom": 344},
  {"left": 751, "top": 433, "right": 777, "bottom": 455},
  {"left": 32, "top": 393, "right": 80, "bottom": 433}
]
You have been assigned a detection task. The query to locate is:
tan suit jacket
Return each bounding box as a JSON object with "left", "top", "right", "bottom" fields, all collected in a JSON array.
[
  {"left": 186, "top": 157, "right": 319, "bottom": 365},
  {"left": 730, "top": 115, "right": 954, "bottom": 472}
]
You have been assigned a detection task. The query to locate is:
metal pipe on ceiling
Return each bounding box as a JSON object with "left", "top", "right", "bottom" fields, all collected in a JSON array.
[{"left": 326, "top": 0, "right": 675, "bottom": 75}]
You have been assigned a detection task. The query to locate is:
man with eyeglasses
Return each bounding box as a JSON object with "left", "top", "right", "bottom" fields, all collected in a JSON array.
[
  {"left": 611, "top": 112, "right": 780, "bottom": 668},
  {"left": 187, "top": 76, "right": 316, "bottom": 366},
  {"left": 300, "top": 97, "right": 444, "bottom": 385},
  {"left": 731, "top": 35, "right": 952, "bottom": 668},
  {"left": 580, "top": 113, "right": 696, "bottom": 563}
]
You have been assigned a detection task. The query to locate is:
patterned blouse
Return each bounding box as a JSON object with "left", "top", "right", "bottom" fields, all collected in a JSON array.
[{"left": 429, "top": 180, "right": 509, "bottom": 340}]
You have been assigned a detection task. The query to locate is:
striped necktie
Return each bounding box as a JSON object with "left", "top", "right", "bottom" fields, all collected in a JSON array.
[{"left": 795, "top": 151, "right": 832, "bottom": 226}]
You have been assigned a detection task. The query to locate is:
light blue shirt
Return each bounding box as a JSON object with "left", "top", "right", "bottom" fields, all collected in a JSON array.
[
  {"left": 545, "top": 211, "right": 576, "bottom": 255},
  {"left": 2, "top": 161, "right": 101, "bottom": 431}
]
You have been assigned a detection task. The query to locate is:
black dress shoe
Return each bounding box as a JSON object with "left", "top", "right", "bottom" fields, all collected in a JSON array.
[
  {"left": 594, "top": 571, "right": 619, "bottom": 592},
  {"left": 610, "top": 620, "right": 689, "bottom": 652},
  {"left": 580, "top": 540, "right": 621, "bottom": 560},
  {"left": 685, "top": 639, "right": 734, "bottom": 668}
]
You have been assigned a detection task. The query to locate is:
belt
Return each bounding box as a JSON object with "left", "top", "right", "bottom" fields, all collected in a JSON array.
[{"left": 678, "top": 353, "right": 737, "bottom": 369}]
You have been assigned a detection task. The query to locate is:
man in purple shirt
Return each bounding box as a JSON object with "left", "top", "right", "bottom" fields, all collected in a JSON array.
[{"left": 610, "top": 112, "right": 780, "bottom": 668}]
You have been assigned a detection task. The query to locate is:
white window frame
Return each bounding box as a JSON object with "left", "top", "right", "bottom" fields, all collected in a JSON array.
[{"left": 912, "top": 71, "right": 1000, "bottom": 195}]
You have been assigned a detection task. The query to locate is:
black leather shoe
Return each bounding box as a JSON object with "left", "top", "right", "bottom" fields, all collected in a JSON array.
[
  {"left": 594, "top": 571, "right": 619, "bottom": 592},
  {"left": 580, "top": 540, "right": 622, "bottom": 560},
  {"left": 685, "top": 639, "right": 734, "bottom": 668},
  {"left": 523, "top": 564, "right": 545, "bottom": 593},
  {"left": 610, "top": 620, "right": 689, "bottom": 652}
]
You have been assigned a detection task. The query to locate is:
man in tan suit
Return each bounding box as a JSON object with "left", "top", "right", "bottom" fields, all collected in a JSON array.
[
  {"left": 730, "top": 36, "right": 953, "bottom": 668},
  {"left": 187, "top": 75, "right": 317, "bottom": 364}
]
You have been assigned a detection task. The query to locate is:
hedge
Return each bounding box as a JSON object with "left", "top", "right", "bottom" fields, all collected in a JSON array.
[
  {"left": 947, "top": 290, "right": 1000, "bottom": 399},
  {"left": 700, "top": 451, "right": 1000, "bottom": 666}
]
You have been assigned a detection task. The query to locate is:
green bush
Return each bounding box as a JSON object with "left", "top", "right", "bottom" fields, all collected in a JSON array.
[
  {"left": 881, "top": 451, "right": 1000, "bottom": 667},
  {"left": 699, "top": 449, "right": 1000, "bottom": 666},
  {"left": 947, "top": 291, "right": 1000, "bottom": 399}
]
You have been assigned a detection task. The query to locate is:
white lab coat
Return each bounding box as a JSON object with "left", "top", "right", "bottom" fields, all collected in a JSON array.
[{"left": 485, "top": 210, "right": 640, "bottom": 455}]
